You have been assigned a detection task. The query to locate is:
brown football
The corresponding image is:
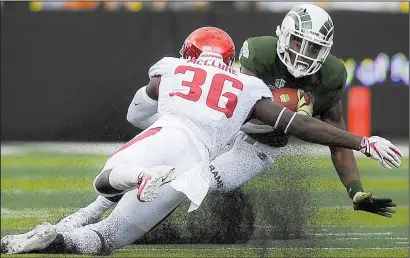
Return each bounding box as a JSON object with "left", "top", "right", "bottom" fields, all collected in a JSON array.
[
  {"left": 272, "top": 87, "right": 299, "bottom": 112},
  {"left": 249, "top": 88, "right": 299, "bottom": 125}
]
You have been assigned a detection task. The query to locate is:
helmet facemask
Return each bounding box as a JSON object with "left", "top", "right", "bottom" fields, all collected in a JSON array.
[
  {"left": 179, "top": 39, "right": 200, "bottom": 61},
  {"left": 277, "top": 25, "right": 333, "bottom": 78}
]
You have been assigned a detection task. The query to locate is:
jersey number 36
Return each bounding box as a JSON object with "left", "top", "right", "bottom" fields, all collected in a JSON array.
[{"left": 170, "top": 65, "right": 244, "bottom": 118}]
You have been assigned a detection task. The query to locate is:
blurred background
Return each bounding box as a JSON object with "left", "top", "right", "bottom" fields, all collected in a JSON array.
[
  {"left": 1, "top": 2, "right": 409, "bottom": 257},
  {"left": 1, "top": 1, "right": 409, "bottom": 142}
]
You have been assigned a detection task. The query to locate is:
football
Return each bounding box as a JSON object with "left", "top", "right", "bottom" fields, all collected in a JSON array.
[
  {"left": 272, "top": 88, "right": 299, "bottom": 112},
  {"left": 246, "top": 88, "right": 299, "bottom": 126}
]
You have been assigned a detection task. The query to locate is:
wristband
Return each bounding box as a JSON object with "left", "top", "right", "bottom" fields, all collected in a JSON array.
[{"left": 346, "top": 180, "right": 363, "bottom": 200}]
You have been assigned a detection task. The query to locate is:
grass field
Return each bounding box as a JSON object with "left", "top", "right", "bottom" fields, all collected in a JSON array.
[{"left": 1, "top": 150, "right": 408, "bottom": 257}]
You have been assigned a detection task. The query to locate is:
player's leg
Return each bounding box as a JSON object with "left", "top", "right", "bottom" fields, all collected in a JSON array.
[
  {"left": 1, "top": 185, "right": 185, "bottom": 255},
  {"left": 54, "top": 194, "right": 121, "bottom": 232},
  {"left": 53, "top": 131, "right": 273, "bottom": 231},
  {"left": 57, "top": 133, "right": 268, "bottom": 231},
  {"left": 93, "top": 126, "right": 209, "bottom": 210},
  {"left": 63, "top": 185, "right": 186, "bottom": 254},
  {"left": 209, "top": 132, "right": 280, "bottom": 192},
  {"left": 53, "top": 160, "right": 135, "bottom": 232},
  {"left": 1, "top": 180, "right": 123, "bottom": 245},
  {"left": 1, "top": 126, "right": 207, "bottom": 254},
  {"left": 54, "top": 126, "right": 188, "bottom": 231}
]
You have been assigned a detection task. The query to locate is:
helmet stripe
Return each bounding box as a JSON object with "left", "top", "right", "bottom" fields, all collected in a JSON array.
[
  {"left": 288, "top": 13, "right": 300, "bottom": 31},
  {"left": 319, "top": 18, "right": 334, "bottom": 40}
]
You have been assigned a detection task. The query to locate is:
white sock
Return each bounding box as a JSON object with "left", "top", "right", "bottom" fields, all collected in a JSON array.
[
  {"left": 61, "top": 227, "right": 105, "bottom": 254},
  {"left": 108, "top": 164, "right": 144, "bottom": 191},
  {"left": 85, "top": 196, "right": 116, "bottom": 217}
]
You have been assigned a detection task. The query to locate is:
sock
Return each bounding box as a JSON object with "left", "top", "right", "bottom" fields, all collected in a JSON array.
[
  {"left": 108, "top": 164, "right": 144, "bottom": 191},
  {"left": 60, "top": 228, "right": 111, "bottom": 255},
  {"left": 105, "top": 194, "right": 124, "bottom": 203},
  {"left": 38, "top": 229, "right": 112, "bottom": 255},
  {"left": 85, "top": 196, "right": 116, "bottom": 217}
]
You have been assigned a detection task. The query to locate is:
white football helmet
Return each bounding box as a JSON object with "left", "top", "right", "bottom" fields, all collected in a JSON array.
[{"left": 276, "top": 4, "right": 334, "bottom": 78}]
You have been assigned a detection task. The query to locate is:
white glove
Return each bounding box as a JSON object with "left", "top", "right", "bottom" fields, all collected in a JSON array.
[
  {"left": 359, "top": 136, "right": 403, "bottom": 169},
  {"left": 296, "top": 89, "right": 314, "bottom": 116}
]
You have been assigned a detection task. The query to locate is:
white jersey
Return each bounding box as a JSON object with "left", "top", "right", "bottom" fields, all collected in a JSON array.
[{"left": 148, "top": 55, "right": 272, "bottom": 159}]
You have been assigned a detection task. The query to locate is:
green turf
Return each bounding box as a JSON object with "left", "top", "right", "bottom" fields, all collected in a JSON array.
[
  {"left": 1, "top": 153, "right": 408, "bottom": 257},
  {"left": 2, "top": 246, "right": 409, "bottom": 258}
]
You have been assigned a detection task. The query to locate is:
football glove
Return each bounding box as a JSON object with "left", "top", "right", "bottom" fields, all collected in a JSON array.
[
  {"left": 353, "top": 191, "right": 397, "bottom": 218},
  {"left": 359, "top": 136, "right": 403, "bottom": 169},
  {"left": 296, "top": 89, "right": 314, "bottom": 116}
]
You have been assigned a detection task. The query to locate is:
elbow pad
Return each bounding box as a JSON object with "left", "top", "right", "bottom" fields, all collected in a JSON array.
[{"left": 127, "top": 86, "right": 158, "bottom": 128}]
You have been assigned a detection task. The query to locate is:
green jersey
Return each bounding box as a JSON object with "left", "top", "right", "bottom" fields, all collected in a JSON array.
[{"left": 239, "top": 36, "right": 347, "bottom": 147}]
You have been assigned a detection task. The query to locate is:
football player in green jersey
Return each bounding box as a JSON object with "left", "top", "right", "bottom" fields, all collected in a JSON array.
[{"left": 238, "top": 4, "right": 397, "bottom": 216}]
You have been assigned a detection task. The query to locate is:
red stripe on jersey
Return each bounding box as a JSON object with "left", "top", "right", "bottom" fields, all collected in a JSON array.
[
  {"left": 156, "top": 76, "right": 162, "bottom": 96},
  {"left": 109, "top": 127, "right": 162, "bottom": 158}
]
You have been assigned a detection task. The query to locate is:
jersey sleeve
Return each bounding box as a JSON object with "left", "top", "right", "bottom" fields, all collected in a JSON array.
[
  {"left": 251, "top": 77, "right": 273, "bottom": 100},
  {"left": 148, "top": 57, "right": 176, "bottom": 79},
  {"left": 239, "top": 36, "right": 277, "bottom": 77}
]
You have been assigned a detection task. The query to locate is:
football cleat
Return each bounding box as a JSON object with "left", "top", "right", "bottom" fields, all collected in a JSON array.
[
  {"left": 136, "top": 165, "right": 176, "bottom": 202},
  {"left": 1, "top": 222, "right": 57, "bottom": 254}
]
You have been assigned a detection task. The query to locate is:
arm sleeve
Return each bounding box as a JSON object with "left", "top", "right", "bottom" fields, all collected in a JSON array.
[
  {"left": 126, "top": 86, "right": 159, "bottom": 129},
  {"left": 254, "top": 77, "right": 274, "bottom": 100},
  {"left": 240, "top": 78, "right": 274, "bottom": 133}
]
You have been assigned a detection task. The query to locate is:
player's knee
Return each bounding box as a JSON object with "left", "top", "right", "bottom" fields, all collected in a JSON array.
[{"left": 93, "top": 169, "right": 124, "bottom": 196}]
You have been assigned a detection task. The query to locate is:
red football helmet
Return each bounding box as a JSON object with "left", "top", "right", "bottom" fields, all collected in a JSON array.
[{"left": 180, "top": 27, "right": 235, "bottom": 66}]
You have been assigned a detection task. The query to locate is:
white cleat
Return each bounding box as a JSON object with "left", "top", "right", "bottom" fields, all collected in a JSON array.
[
  {"left": 137, "top": 165, "right": 177, "bottom": 202},
  {"left": 1, "top": 222, "right": 57, "bottom": 254},
  {"left": 1, "top": 228, "right": 41, "bottom": 252},
  {"left": 1, "top": 229, "right": 41, "bottom": 246},
  {"left": 55, "top": 208, "right": 102, "bottom": 232}
]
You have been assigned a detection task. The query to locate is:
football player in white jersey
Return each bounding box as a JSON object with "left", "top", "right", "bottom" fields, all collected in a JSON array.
[{"left": 1, "top": 27, "right": 402, "bottom": 255}]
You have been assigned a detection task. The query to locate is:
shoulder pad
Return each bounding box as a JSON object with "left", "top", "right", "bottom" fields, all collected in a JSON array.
[
  {"left": 148, "top": 57, "right": 178, "bottom": 79},
  {"left": 239, "top": 36, "right": 278, "bottom": 76},
  {"left": 320, "top": 54, "right": 348, "bottom": 91},
  {"left": 316, "top": 54, "right": 348, "bottom": 110}
]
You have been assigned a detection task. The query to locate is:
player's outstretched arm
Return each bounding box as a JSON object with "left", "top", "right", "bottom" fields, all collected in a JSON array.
[
  {"left": 252, "top": 98, "right": 403, "bottom": 169},
  {"left": 320, "top": 101, "right": 362, "bottom": 198}
]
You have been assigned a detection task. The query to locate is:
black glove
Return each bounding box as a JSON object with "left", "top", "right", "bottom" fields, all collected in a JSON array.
[{"left": 353, "top": 191, "right": 397, "bottom": 218}]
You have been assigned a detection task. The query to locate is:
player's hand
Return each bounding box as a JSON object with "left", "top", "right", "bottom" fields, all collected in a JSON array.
[
  {"left": 359, "top": 136, "right": 403, "bottom": 169},
  {"left": 353, "top": 191, "right": 397, "bottom": 217},
  {"left": 296, "top": 89, "right": 314, "bottom": 116}
]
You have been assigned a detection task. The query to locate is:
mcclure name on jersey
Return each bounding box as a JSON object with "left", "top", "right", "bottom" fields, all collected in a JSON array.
[{"left": 187, "top": 58, "right": 238, "bottom": 75}]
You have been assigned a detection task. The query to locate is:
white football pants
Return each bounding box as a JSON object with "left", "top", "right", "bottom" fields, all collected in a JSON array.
[{"left": 61, "top": 131, "right": 280, "bottom": 254}]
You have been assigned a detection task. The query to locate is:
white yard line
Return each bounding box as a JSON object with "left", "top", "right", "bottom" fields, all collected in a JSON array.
[
  {"left": 312, "top": 232, "right": 393, "bottom": 236},
  {"left": 1, "top": 142, "right": 122, "bottom": 156},
  {"left": 1, "top": 207, "right": 77, "bottom": 218},
  {"left": 336, "top": 237, "right": 408, "bottom": 240},
  {"left": 118, "top": 247, "right": 408, "bottom": 251}
]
